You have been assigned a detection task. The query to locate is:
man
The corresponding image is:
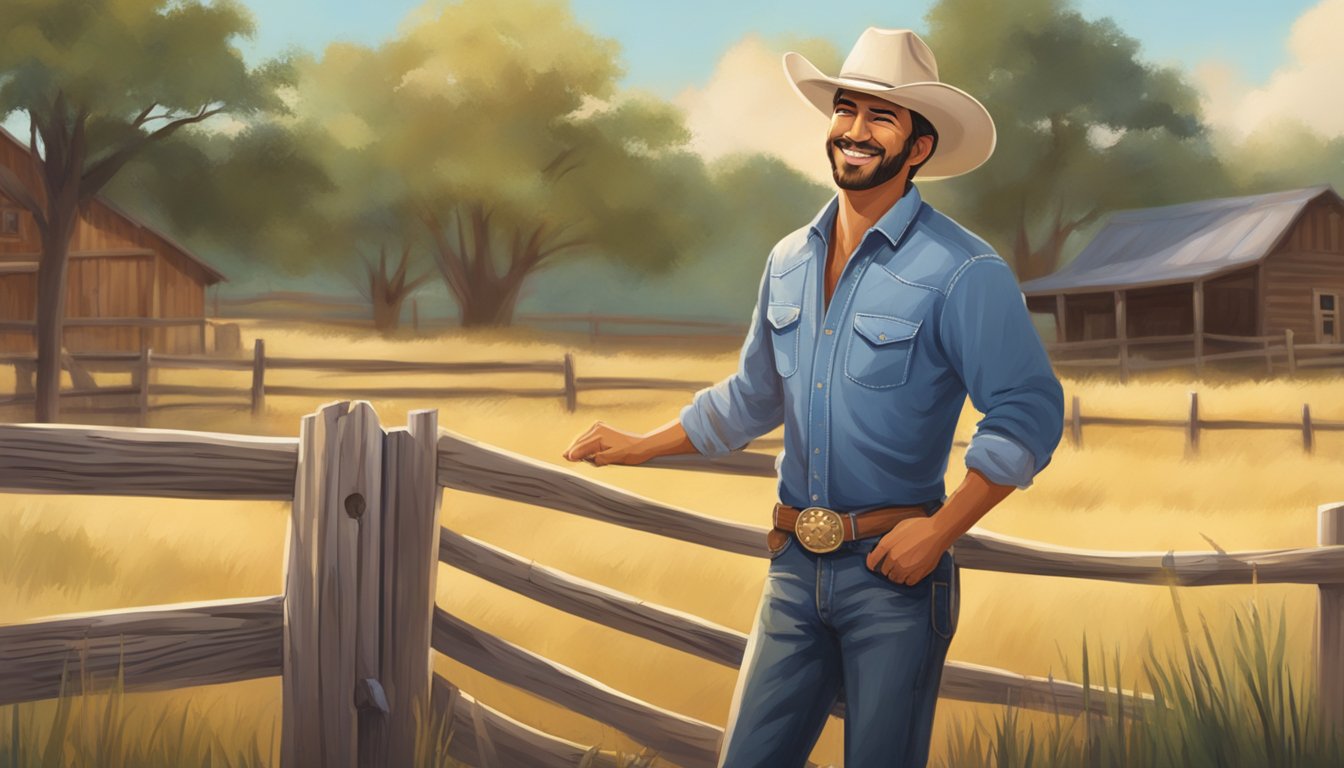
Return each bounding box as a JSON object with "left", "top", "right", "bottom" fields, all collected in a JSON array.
[{"left": 563, "top": 27, "right": 1063, "bottom": 768}]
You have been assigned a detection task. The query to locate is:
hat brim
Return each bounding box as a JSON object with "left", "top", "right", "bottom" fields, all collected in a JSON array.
[{"left": 783, "top": 51, "right": 996, "bottom": 180}]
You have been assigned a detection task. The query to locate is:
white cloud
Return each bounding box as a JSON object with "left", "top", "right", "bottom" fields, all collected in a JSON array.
[
  {"left": 675, "top": 35, "right": 834, "bottom": 184},
  {"left": 1196, "top": 0, "right": 1344, "bottom": 140}
]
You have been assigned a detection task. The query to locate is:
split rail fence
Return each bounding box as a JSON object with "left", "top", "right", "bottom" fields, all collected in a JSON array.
[
  {"left": 0, "top": 402, "right": 1342, "bottom": 767},
  {"left": 0, "top": 339, "right": 713, "bottom": 419},
  {"left": 1047, "top": 330, "right": 1344, "bottom": 380}
]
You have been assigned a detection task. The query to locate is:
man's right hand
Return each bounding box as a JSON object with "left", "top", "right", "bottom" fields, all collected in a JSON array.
[{"left": 563, "top": 421, "right": 650, "bottom": 466}]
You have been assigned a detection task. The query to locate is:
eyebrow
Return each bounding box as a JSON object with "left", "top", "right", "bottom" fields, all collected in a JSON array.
[{"left": 834, "top": 97, "right": 899, "bottom": 120}]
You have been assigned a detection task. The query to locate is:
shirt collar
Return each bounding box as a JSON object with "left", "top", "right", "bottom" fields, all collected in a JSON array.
[{"left": 807, "top": 182, "right": 924, "bottom": 250}]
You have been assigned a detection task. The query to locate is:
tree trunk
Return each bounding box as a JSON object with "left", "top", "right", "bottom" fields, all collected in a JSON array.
[{"left": 33, "top": 207, "right": 78, "bottom": 423}]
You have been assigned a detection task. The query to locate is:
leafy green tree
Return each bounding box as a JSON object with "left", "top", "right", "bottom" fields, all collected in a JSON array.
[
  {"left": 923, "top": 0, "right": 1231, "bottom": 279},
  {"left": 288, "top": 0, "right": 716, "bottom": 327},
  {"left": 0, "top": 0, "right": 290, "bottom": 421}
]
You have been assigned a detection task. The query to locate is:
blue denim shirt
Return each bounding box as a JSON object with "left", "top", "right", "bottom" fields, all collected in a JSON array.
[{"left": 679, "top": 184, "right": 1064, "bottom": 511}]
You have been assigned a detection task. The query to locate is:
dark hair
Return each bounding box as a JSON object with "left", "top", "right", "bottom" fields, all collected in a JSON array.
[{"left": 831, "top": 88, "right": 941, "bottom": 179}]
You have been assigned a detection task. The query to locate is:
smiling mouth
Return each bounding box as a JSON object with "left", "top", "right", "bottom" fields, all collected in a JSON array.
[{"left": 837, "top": 145, "right": 879, "bottom": 167}]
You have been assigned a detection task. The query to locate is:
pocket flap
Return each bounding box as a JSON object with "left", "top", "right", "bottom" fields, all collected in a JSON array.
[
  {"left": 767, "top": 303, "right": 802, "bottom": 329},
  {"left": 853, "top": 313, "right": 919, "bottom": 345}
]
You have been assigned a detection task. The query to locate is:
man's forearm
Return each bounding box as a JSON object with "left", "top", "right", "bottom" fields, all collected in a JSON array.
[
  {"left": 632, "top": 417, "right": 701, "bottom": 462},
  {"left": 928, "top": 468, "right": 1016, "bottom": 549}
]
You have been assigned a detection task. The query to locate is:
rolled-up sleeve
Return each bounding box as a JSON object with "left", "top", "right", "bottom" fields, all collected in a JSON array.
[
  {"left": 678, "top": 259, "right": 786, "bottom": 456},
  {"left": 937, "top": 255, "right": 1064, "bottom": 489}
]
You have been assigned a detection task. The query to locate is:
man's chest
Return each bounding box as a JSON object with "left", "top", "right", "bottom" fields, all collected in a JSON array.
[{"left": 764, "top": 241, "right": 945, "bottom": 391}]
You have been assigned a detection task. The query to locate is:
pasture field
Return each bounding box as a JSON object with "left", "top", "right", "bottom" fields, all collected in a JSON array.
[{"left": 1, "top": 320, "right": 1341, "bottom": 766}]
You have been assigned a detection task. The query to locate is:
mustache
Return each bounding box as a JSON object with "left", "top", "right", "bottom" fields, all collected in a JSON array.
[{"left": 833, "top": 137, "right": 884, "bottom": 156}]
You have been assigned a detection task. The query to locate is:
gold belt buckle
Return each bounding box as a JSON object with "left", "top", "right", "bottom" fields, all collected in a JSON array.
[{"left": 796, "top": 507, "right": 844, "bottom": 553}]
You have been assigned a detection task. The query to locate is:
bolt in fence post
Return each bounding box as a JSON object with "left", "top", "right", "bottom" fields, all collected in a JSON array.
[
  {"left": 251, "top": 338, "right": 266, "bottom": 416},
  {"left": 563, "top": 353, "right": 577, "bottom": 413},
  {"left": 1317, "top": 502, "right": 1344, "bottom": 738},
  {"left": 1186, "top": 391, "right": 1200, "bottom": 456}
]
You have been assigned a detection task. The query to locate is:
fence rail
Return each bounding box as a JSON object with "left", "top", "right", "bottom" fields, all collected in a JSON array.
[
  {"left": 0, "top": 406, "right": 1340, "bottom": 767},
  {"left": 1047, "top": 329, "right": 1344, "bottom": 379},
  {"left": 0, "top": 340, "right": 713, "bottom": 418}
]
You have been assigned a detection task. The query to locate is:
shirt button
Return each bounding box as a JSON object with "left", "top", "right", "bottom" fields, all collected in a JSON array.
[
  {"left": 811, "top": 494, "right": 819, "bottom": 501},
  {"left": 879, "top": 334, "right": 887, "bottom": 340},
  {"left": 816, "top": 382, "right": 823, "bottom": 389},
  {"left": 824, "top": 328, "right": 833, "bottom": 335},
  {"left": 814, "top": 448, "right": 820, "bottom": 454}
]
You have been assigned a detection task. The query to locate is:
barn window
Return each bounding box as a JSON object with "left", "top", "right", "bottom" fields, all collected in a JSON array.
[
  {"left": 0, "top": 208, "right": 18, "bottom": 237},
  {"left": 1318, "top": 289, "right": 1341, "bottom": 343}
]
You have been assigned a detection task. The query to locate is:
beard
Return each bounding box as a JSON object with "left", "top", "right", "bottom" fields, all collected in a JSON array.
[{"left": 827, "top": 133, "right": 917, "bottom": 191}]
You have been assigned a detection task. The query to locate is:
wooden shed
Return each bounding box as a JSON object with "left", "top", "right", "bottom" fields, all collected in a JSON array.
[
  {"left": 1021, "top": 186, "right": 1344, "bottom": 359},
  {"left": 0, "top": 126, "right": 226, "bottom": 355}
]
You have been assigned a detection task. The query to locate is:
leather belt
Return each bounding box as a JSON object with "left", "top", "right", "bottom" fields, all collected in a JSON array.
[{"left": 771, "top": 502, "right": 930, "bottom": 554}]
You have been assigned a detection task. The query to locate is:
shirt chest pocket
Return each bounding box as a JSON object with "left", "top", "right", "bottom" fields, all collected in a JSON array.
[
  {"left": 845, "top": 312, "right": 921, "bottom": 389},
  {"left": 766, "top": 265, "right": 808, "bottom": 378}
]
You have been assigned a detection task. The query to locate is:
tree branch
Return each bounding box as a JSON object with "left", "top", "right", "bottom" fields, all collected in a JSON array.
[{"left": 81, "top": 105, "right": 225, "bottom": 196}]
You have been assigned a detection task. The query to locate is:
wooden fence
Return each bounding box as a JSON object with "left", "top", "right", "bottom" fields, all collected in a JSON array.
[
  {"left": 1048, "top": 330, "right": 1344, "bottom": 380},
  {"left": 0, "top": 402, "right": 1341, "bottom": 767},
  {"left": 1066, "top": 391, "right": 1344, "bottom": 454},
  {"left": 213, "top": 292, "right": 748, "bottom": 342},
  {"left": 0, "top": 339, "right": 714, "bottom": 418}
]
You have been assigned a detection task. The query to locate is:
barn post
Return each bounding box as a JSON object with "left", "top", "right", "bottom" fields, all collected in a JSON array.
[
  {"left": 137, "top": 347, "right": 152, "bottom": 425},
  {"left": 1285, "top": 329, "right": 1297, "bottom": 377},
  {"left": 282, "top": 401, "right": 385, "bottom": 768},
  {"left": 1317, "top": 502, "right": 1344, "bottom": 737},
  {"left": 1114, "top": 290, "right": 1129, "bottom": 382},
  {"left": 1186, "top": 391, "right": 1200, "bottom": 456},
  {"left": 366, "top": 409, "right": 443, "bottom": 768},
  {"left": 251, "top": 338, "right": 266, "bottom": 416},
  {"left": 563, "top": 352, "right": 578, "bottom": 413},
  {"left": 1192, "top": 281, "right": 1205, "bottom": 377}
]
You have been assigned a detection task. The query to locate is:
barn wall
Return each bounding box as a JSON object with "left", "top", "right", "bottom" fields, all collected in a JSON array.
[
  {"left": 1204, "top": 267, "right": 1258, "bottom": 336},
  {"left": 1263, "top": 196, "right": 1344, "bottom": 342},
  {"left": 155, "top": 252, "right": 207, "bottom": 354},
  {"left": 1126, "top": 283, "right": 1192, "bottom": 337},
  {"left": 1064, "top": 292, "right": 1115, "bottom": 341}
]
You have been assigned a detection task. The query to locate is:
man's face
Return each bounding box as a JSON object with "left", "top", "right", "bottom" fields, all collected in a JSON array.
[{"left": 826, "top": 90, "right": 925, "bottom": 191}]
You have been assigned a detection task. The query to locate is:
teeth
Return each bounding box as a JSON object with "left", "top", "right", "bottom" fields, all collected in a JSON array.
[{"left": 841, "top": 147, "right": 875, "bottom": 158}]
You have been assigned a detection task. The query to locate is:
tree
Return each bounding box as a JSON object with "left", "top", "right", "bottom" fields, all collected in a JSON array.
[
  {"left": 0, "top": 0, "right": 289, "bottom": 421},
  {"left": 288, "top": 0, "right": 716, "bottom": 327},
  {"left": 923, "top": 0, "right": 1231, "bottom": 279}
]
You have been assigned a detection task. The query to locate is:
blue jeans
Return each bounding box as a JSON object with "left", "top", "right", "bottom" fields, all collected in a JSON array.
[{"left": 717, "top": 503, "right": 959, "bottom": 768}]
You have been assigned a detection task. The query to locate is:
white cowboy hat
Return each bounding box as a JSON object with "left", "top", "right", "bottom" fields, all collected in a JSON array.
[{"left": 783, "top": 27, "right": 996, "bottom": 180}]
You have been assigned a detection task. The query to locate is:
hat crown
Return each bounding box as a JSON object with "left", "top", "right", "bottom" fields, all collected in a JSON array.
[{"left": 838, "top": 28, "right": 939, "bottom": 87}]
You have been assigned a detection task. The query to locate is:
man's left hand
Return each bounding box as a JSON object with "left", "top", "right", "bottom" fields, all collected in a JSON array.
[{"left": 865, "top": 516, "right": 949, "bottom": 585}]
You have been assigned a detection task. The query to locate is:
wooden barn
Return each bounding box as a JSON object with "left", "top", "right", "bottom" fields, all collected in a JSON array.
[
  {"left": 1021, "top": 186, "right": 1344, "bottom": 361},
  {"left": 0, "top": 126, "right": 226, "bottom": 355}
]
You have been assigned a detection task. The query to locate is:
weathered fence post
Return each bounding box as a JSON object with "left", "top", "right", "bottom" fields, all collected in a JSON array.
[
  {"left": 366, "top": 409, "right": 443, "bottom": 768},
  {"left": 137, "top": 347, "right": 152, "bottom": 425},
  {"left": 251, "top": 338, "right": 266, "bottom": 416},
  {"left": 1318, "top": 503, "right": 1344, "bottom": 737},
  {"left": 1286, "top": 329, "right": 1297, "bottom": 377},
  {"left": 1069, "top": 395, "right": 1082, "bottom": 448},
  {"left": 563, "top": 353, "right": 577, "bottom": 413},
  {"left": 282, "top": 401, "right": 385, "bottom": 768},
  {"left": 1263, "top": 338, "right": 1273, "bottom": 376},
  {"left": 1304, "top": 404, "right": 1315, "bottom": 454},
  {"left": 1186, "top": 391, "right": 1200, "bottom": 456}
]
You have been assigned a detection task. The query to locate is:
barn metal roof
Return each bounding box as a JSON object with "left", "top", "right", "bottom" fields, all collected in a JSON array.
[{"left": 1020, "top": 185, "right": 1340, "bottom": 295}]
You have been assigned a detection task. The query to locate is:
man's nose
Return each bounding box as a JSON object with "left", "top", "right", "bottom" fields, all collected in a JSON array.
[{"left": 843, "top": 115, "right": 873, "bottom": 144}]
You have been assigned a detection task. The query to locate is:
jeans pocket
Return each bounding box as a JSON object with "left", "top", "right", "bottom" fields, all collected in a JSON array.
[
  {"left": 931, "top": 558, "right": 959, "bottom": 640},
  {"left": 766, "top": 528, "right": 795, "bottom": 560}
]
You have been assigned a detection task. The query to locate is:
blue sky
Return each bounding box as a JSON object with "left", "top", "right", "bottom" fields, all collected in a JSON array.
[{"left": 231, "top": 0, "right": 1317, "bottom": 95}]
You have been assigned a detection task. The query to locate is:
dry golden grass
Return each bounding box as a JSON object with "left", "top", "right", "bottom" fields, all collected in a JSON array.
[{"left": 2, "top": 319, "right": 1341, "bottom": 766}]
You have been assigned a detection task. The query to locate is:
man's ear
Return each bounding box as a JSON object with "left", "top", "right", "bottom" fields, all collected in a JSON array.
[{"left": 909, "top": 134, "right": 935, "bottom": 168}]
